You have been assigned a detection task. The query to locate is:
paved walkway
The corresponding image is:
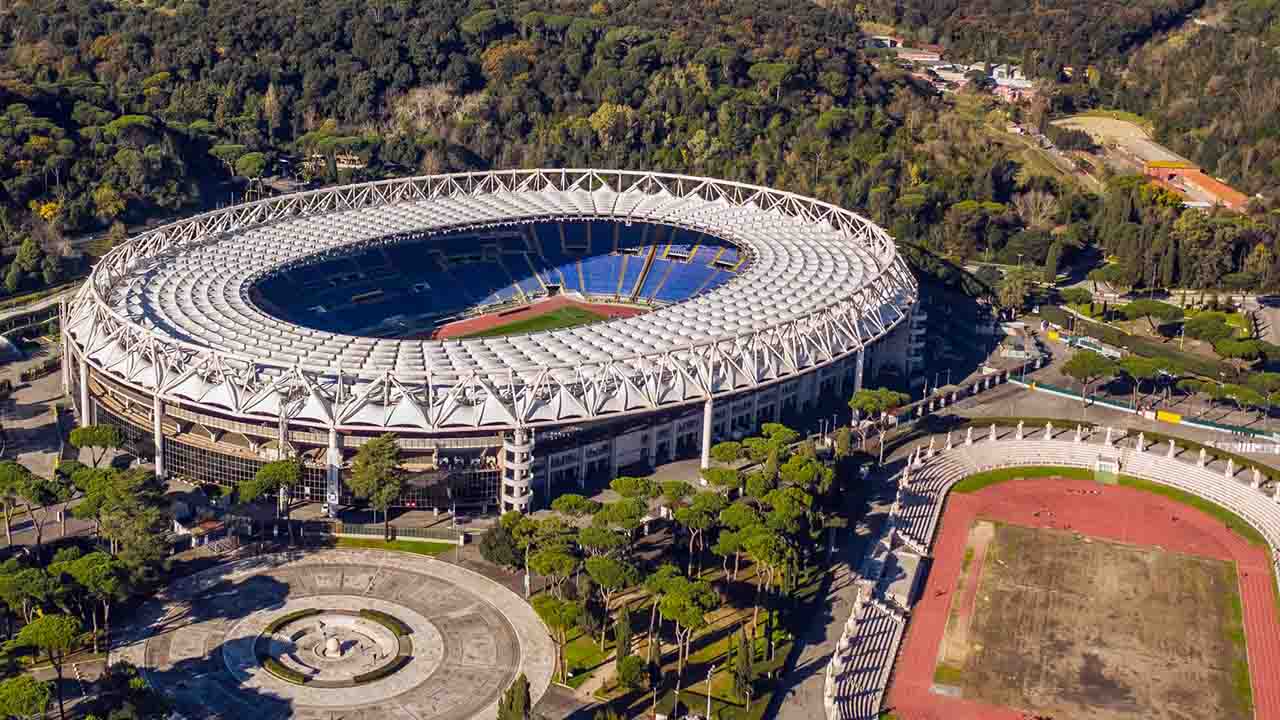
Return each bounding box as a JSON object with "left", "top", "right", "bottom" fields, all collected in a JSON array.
[
  {"left": 113, "top": 549, "right": 556, "bottom": 720},
  {"left": 773, "top": 491, "right": 891, "bottom": 720}
]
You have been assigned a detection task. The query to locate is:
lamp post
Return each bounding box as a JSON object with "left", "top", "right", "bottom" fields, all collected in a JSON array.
[{"left": 706, "top": 663, "right": 717, "bottom": 720}]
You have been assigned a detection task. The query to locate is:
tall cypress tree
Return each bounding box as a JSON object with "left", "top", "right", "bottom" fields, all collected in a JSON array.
[
  {"left": 733, "top": 627, "right": 754, "bottom": 710},
  {"left": 614, "top": 604, "right": 633, "bottom": 670},
  {"left": 497, "top": 672, "right": 530, "bottom": 720}
]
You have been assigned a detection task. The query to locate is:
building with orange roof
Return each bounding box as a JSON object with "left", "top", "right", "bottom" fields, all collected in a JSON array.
[{"left": 1143, "top": 161, "right": 1250, "bottom": 212}]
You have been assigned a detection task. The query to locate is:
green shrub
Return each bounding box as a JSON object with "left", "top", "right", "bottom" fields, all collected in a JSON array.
[
  {"left": 359, "top": 609, "right": 411, "bottom": 637},
  {"left": 262, "top": 657, "right": 308, "bottom": 684},
  {"left": 353, "top": 654, "right": 411, "bottom": 683}
]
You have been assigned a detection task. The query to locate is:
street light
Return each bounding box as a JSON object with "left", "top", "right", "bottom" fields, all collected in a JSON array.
[{"left": 706, "top": 663, "right": 717, "bottom": 720}]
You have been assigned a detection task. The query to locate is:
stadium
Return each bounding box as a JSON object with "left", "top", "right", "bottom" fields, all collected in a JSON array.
[{"left": 60, "top": 169, "right": 919, "bottom": 514}]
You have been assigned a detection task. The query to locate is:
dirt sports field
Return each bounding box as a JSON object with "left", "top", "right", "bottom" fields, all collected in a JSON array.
[
  {"left": 432, "top": 295, "right": 647, "bottom": 339},
  {"left": 887, "top": 476, "right": 1280, "bottom": 720}
]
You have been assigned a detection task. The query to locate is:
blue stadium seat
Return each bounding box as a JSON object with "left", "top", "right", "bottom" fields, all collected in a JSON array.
[{"left": 582, "top": 255, "right": 624, "bottom": 295}]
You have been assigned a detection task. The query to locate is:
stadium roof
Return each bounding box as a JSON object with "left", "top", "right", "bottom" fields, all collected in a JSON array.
[{"left": 66, "top": 170, "right": 917, "bottom": 430}]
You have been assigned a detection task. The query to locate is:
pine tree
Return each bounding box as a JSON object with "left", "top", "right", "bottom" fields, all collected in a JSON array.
[{"left": 497, "top": 672, "right": 530, "bottom": 720}]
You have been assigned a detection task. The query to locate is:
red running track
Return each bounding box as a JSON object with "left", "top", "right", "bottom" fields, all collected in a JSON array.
[{"left": 885, "top": 477, "right": 1280, "bottom": 720}]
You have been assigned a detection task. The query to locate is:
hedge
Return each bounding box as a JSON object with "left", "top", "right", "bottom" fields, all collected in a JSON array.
[
  {"left": 352, "top": 654, "right": 411, "bottom": 684},
  {"left": 19, "top": 357, "right": 60, "bottom": 383},
  {"left": 262, "top": 657, "right": 308, "bottom": 684},
  {"left": 263, "top": 608, "right": 323, "bottom": 635},
  {"left": 1041, "top": 305, "right": 1230, "bottom": 378},
  {"left": 359, "top": 609, "right": 411, "bottom": 637}
]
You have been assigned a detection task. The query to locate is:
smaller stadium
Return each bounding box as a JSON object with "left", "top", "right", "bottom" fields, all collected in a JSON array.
[{"left": 822, "top": 425, "right": 1280, "bottom": 720}]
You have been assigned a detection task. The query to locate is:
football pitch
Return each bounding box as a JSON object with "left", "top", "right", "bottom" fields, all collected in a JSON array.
[
  {"left": 459, "top": 305, "right": 608, "bottom": 338},
  {"left": 934, "top": 520, "right": 1251, "bottom": 719}
]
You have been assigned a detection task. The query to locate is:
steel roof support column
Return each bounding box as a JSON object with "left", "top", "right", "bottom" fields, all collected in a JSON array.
[
  {"left": 152, "top": 395, "right": 165, "bottom": 479},
  {"left": 78, "top": 353, "right": 90, "bottom": 425},
  {"left": 59, "top": 300, "right": 70, "bottom": 395},
  {"left": 855, "top": 348, "right": 865, "bottom": 393},
  {"left": 326, "top": 428, "right": 342, "bottom": 517},
  {"left": 701, "top": 396, "right": 714, "bottom": 470}
]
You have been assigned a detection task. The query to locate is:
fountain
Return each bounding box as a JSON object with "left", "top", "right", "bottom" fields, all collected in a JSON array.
[{"left": 324, "top": 635, "right": 342, "bottom": 659}]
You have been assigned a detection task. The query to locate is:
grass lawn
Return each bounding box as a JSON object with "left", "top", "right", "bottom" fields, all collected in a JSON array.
[
  {"left": 461, "top": 306, "right": 606, "bottom": 338},
  {"left": 1068, "top": 302, "right": 1105, "bottom": 320},
  {"left": 563, "top": 629, "right": 610, "bottom": 688},
  {"left": 331, "top": 538, "right": 454, "bottom": 555},
  {"left": 949, "top": 466, "right": 1094, "bottom": 494},
  {"left": 1221, "top": 564, "right": 1255, "bottom": 713},
  {"left": 933, "top": 662, "right": 964, "bottom": 686}
]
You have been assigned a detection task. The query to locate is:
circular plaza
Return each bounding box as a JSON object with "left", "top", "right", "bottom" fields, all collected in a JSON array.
[{"left": 111, "top": 550, "right": 554, "bottom": 720}]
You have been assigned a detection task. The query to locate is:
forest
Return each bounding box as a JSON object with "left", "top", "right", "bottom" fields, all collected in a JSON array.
[
  {"left": 1101, "top": 0, "right": 1280, "bottom": 199},
  {"left": 1, "top": 0, "right": 1279, "bottom": 300},
  {"left": 855, "top": 0, "right": 1204, "bottom": 70}
]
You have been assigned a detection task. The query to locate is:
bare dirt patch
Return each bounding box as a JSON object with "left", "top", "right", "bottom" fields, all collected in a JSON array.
[{"left": 938, "top": 522, "right": 1249, "bottom": 720}]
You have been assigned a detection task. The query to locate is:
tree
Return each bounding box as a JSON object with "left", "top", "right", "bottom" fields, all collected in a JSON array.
[
  {"left": 848, "top": 388, "right": 910, "bottom": 463},
  {"left": 578, "top": 525, "right": 627, "bottom": 558},
  {"left": 0, "top": 461, "right": 32, "bottom": 547},
  {"left": 480, "top": 523, "right": 521, "bottom": 569},
  {"left": 760, "top": 423, "right": 800, "bottom": 448},
  {"left": 0, "top": 675, "right": 51, "bottom": 720},
  {"left": 741, "top": 526, "right": 791, "bottom": 629},
  {"left": 659, "top": 576, "right": 719, "bottom": 700},
  {"left": 616, "top": 654, "right": 646, "bottom": 692},
  {"left": 997, "top": 267, "right": 1035, "bottom": 312},
  {"left": 240, "top": 458, "right": 301, "bottom": 540},
  {"left": 532, "top": 595, "right": 581, "bottom": 684},
  {"left": 709, "top": 441, "right": 743, "bottom": 463},
  {"left": 14, "top": 614, "right": 81, "bottom": 720},
  {"left": 1118, "top": 355, "right": 1162, "bottom": 408},
  {"left": 833, "top": 426, "right": 853, "bottom": 460},
  {"left": 699, "top": 467, "right": 741, "bottom": 490},
  {"left": 584, "top": 557, "right": 639, "bottom": 647},
  {"left": 348, "top": 433, "right": 404, "bottom": 538},
  {"left": 661, "top": 480, "right": 694, "bottom": 507},
  {"left": 610, "top": 476, "right": 658, "bottom": 499},
  {"left": 530, "top": 549, "right": 578, "bottom": 599},
  {"left": 550, "top": 493, "right": 600, "bottom": 519},
  {"left": 1121, "top": 299, "right": 1184, "bottom": 334},
  {"left": 642, "top": 564, "right": 681, "bottom": 665},
  {"left": 615, "top": 603, "right": 634, "bottom": 669},
  {"left": 732, "top": 627, "right": 754, "bottom": 709},
  {"left": 1062, "top": 350, "right": 1117, "bottom": 399},
  {"left": 1060, "top": 287, "right": 1093, "bottom": 307},
  {"left": 1184, "top": 312, "right": 1233, "bottom": 343},
  {"left": 234, "top": 151, "right": 267, "bottom": 178},
  {"left": 1216, "top": 339, "right": 1265, "bottom": 376},
  {"left": 67, "top": 425, "right": 123, "bottom": 467},
  {"left": 14, "top": 472, "right": 57, "bottom": 553},
  {"left": 673, "top": 492, "right": 727, "bottom": 575},
  {"left": 497, "top": 672, "right": 530, "bottom": 720},
  {"left": 68, "top": 552, "right": 128, "bottom": 653}
]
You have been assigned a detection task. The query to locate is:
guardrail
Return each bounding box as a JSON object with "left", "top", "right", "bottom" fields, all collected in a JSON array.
[{"left": 331, "top": 522, "right": 465, "bottom": 544}]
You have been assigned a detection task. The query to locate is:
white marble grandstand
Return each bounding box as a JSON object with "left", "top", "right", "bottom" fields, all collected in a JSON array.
[{"left": 63, "top": 170, "right": 918, "bottom": 512}]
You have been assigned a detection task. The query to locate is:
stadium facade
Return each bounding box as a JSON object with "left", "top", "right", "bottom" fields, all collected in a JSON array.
[{"left": 62, "top": 170, "right": 920, "bottom": 514}]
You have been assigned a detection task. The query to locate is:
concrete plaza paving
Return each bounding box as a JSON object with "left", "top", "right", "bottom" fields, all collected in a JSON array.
[{"left": 112, "top": 549, "right": 555, "bottom": 720}]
